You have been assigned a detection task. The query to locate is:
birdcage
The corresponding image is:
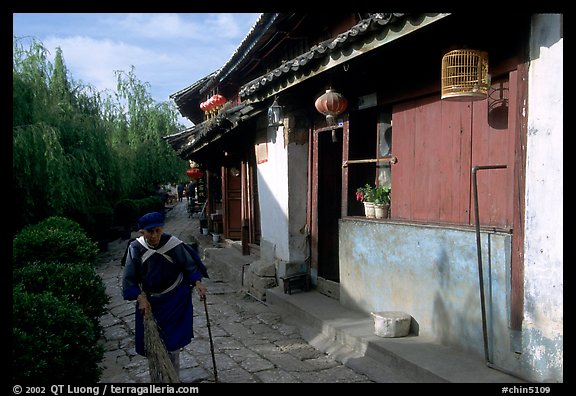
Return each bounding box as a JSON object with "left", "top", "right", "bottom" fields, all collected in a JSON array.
[{"left": 441, "top": 49, "right": 489, "bottom": 101}]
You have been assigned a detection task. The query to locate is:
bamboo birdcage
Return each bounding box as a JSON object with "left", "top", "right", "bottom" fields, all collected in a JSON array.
[{"left": 441, "top": 49, "right": 490, "bottom": 101}]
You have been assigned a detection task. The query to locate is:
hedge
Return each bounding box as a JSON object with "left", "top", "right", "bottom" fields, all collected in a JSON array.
[
  {"left": 13, "top": 285, "right": 104, "bottom": 383},
  {"left": 13, "top": 216, "right": 99, "bottom": 268},
  {"left": 13, "top": 261, "right": 109, "bottom": 334}
]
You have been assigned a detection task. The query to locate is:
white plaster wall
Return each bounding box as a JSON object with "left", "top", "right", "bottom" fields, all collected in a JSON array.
[
  {"left": 257, "top": 125, "right": 290, "bottom": 261},
  {"left": 522, "top": 14, "right": 563, "bottom": 382}
]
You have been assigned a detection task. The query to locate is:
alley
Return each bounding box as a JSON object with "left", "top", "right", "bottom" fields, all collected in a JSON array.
[{"left": 95, "top": 201, "right": 374, "bottom": 383}]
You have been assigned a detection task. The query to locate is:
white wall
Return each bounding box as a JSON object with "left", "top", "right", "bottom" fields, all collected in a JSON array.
[
  {"left": 256, "top": 117, "right": 310, "bottom": 277},
  {"left": 522, "top": 13, "right": 563, "bottom": 382},
  {"left": 257, "top": 124, "right": 290, "bottom": 261}
]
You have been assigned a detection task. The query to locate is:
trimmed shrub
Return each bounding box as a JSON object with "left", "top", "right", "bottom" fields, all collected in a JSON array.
[
  {"left": 13, "top": 261, "right": 109, "bottom": 333},
  {"left": 35, "top": 215, "right": 87, "bottom": 235},
  {"left": 113, "top": 198, "right": 139, "bottom": 227},
  {"left": 13, "top": 285, "right": 104, "bottom": 383},
  {"left": 12, "top": 216, "right": 99, "bottom": 268},
  {"left": 85, "top": 205, "right": 114, "bottom": 250},
  {"left": 86, "top": 205, "right": 114, "bottom": 237},
  {"left": 135, "top": 196, "right": 164, "bottom": 218}
]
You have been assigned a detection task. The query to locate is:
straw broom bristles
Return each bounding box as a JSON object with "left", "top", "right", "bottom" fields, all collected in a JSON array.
[{"left": 144, "top": 310, "right": 180, "bottom": 383}]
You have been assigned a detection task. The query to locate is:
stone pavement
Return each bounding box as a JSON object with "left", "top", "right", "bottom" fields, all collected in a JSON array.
[{"left": 95, "top": 201, "right": 373, "bottom": 383}]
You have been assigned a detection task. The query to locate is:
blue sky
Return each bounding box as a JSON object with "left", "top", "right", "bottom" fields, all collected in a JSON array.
[{"left": 12, "top": 13, "right": 262, "bottom": 127}]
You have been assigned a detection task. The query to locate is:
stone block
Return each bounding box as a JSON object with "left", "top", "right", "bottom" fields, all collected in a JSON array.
[
  {"left": 371, "top": 311, "right": 411, "bottom": 338},
  {"left": 249, "top": 259, "right": 277, "bottom": 277}
]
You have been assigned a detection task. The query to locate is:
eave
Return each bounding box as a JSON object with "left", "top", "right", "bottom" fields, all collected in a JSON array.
[
  {"left": 163, "top": 101, "right": 265, "bottom": 159},
  {"left": 239, "top": 13, "right": 451, "bottom": 102}
]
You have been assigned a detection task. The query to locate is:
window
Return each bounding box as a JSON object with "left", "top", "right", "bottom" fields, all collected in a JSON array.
[
  {"left": 342, "top": 74, "right": 516, "bottom": 229},
  {"left": 344, "top": 106, "right": 393, "bottom": 217}
]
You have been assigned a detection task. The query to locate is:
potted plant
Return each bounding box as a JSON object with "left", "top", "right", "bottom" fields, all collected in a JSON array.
[
  {"left": 373, "top": 185, "right": 391, "bottom": 219},
  {"left": 356, "top": 184, "right": 375, "bottom": 218}
]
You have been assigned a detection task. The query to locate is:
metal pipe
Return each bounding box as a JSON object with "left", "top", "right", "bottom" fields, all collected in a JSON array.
[
  {"left": 471, "top": 165, "right": 507, "bottom": 363},
  {"left": 472, "top": 165, "right": 530, "bottom": 382},
  {"left": 342, "top": 156, "right": 397, "bottom": 167}
]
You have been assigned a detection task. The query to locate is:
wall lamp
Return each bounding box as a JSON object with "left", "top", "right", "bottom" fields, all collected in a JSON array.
[{"left": 267, "top": 97, "right": 284, "bottom": 129}]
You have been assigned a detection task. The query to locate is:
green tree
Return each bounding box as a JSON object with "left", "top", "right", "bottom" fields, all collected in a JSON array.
[{"left": 13, "top": 36, "right": 188, "bottom": 235}]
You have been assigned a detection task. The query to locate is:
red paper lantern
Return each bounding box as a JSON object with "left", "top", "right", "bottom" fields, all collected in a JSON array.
[
  {"left": 186, "top": 168, "right": 204, "bottom": 180},
  {"left": 314, "top": 89, "right": 348, "bottom": 126},
  {"left": 212, "top": 94, "right": 226, "bottom": 107}
]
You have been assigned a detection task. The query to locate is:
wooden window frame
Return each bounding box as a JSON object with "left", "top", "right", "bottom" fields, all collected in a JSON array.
[{"left": 342, "top": 107, "right": 394, "bottom": 219}]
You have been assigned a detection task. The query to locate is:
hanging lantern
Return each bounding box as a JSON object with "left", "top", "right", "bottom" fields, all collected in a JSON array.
[
  {"left": 207, "top": 96, "right": 215, "bottom": 111},
  {"left": 212, "top": 94, "right": 226, "bottom": 107},
  {"left": 186, "top": 167, "right": 204, "bottom": 180},
  {"left": 315, "top": 89, "right": 348, "bottom": 127},
  {"left": 267, "top": 97, "right": 283, "bottom": 128},
  {"left": 441, "top": 49, "right": 490, "bottom": 101}
]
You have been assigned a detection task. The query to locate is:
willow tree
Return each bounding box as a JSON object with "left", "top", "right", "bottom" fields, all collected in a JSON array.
[
  {"left": 110, "top": 66, "right": 187, "bottom": 198},
  {"left": 13, "top": 37, "right": 188, "bottom": 235},
  {"left": 13, "top": 37, "right": 77, "bottom": 230}
]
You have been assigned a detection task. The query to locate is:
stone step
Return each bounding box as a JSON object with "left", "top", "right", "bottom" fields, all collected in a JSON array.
[{"left": 266, "top": 286, "right": 525, "bottom": 383}]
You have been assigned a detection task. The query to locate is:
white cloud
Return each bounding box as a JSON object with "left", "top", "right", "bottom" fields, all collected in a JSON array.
[
  {"left": 13, "top": 12, "right": 261, "bottom": 126},
  {"left": 43, "top": 35, "right": 168, "bottom": 94},
  {"left": 108, "top": 13, "right": 253, "bottom": 41}
]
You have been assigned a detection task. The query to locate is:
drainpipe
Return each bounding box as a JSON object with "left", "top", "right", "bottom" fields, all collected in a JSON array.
[
  {"left": 472, "top": 164, "right": 529, "bottom": 381},
  {"left": 472, "top": 165, "right": 506, "bottom": 363}
]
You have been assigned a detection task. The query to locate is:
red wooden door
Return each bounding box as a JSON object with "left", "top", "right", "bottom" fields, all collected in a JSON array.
[
  {"left": 392, "top": 96, "right": 473, "bottom": 224},
  {"left": 471, "top": 74, "right": 517, "bottom": 229},
  {"left": 222, "top": 165, "right": 242, "bottom": 239},
  {"left": 391, "top": 73, "right": 517, "bottom": 228}
]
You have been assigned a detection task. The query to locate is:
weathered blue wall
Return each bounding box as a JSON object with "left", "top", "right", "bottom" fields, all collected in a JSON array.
[{"left": 339, "top": 219, "right": 521, "bottom": 372}]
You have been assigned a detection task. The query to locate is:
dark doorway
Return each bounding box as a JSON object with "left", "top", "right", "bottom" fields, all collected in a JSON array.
[{"left": 315, "top": 127, "right": 343, "bottom": 282}]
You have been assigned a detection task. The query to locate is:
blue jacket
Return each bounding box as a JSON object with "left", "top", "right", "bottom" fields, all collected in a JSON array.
[{"left": 122, "top": 233, "right": 208, "bottom": 354}]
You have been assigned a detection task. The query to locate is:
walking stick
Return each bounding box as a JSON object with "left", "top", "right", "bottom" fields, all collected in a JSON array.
[{"left": 202, "top": 295, "right": 218, "bottom": 383}]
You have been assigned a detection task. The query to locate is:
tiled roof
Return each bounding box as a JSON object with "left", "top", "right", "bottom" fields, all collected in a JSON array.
[
  {"left": 239, "top": 13, "right": 407, "bottom": 99},
  {"left": 169, "top": 71, "right": 218, "bottom": 103},
  {"left": 163, "top": 101, "right": 265, "bottom": 158},
  {"left": 165, "top": 12, "right": 443, "bottom": 160},
  {"left": 169, "top": 13, "right": 276, "bottom": 104},
  {"left": 210, "top": 13, "right": 278, "bottom": 85}
]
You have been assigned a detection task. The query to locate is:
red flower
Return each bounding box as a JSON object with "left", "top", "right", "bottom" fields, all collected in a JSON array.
[{"left": 356, "top": 191, "right": 365, "bottom": 202}]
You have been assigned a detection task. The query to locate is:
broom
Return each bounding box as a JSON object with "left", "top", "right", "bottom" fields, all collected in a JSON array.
[{"left": 143, "top": 308, "right": 180, "bottom": 383}]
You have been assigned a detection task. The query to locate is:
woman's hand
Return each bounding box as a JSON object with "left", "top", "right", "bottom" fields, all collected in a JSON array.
[
  {"left": 137, "top": 293, "right": 151, "bottom": 316},
  {"left": 195, "top": 280, "right": 207, "bottom": 300}
]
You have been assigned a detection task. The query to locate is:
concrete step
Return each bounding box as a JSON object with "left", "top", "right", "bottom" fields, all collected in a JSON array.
[
  {"left": 267, "top": 286, "right": 525, "bottom": 383},
  {"left": 203, "top": 245, "right": 259, "bottom": 288}
]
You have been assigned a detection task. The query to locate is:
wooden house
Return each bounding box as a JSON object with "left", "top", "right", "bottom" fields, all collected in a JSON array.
[{"left": 165, "top": 13, "right": 563, "bottom": 382}]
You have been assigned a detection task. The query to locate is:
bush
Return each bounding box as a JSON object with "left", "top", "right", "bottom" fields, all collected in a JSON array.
[
  {"left": 13, "top": 285, "right": 104, "bottom": 383},
  {"left": 35, "top": 215, "right": 87, "bottom": 234},
  {"left": 12, "top": 216, "right": 99, "bottom": 268},
  {"left": 135, "top": 196, "right": 164, "bottom": 218},
  {"left": 85, "top": 205, "right": 114, "bottom": 239},
  {"left": 113, "top": 198, "right": 139, "bottom": 227},
  {"left": 13, "top": 261, "right": 109, "bottom": 333}
]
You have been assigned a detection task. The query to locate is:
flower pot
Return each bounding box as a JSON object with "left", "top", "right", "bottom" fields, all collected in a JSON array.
[
  {"left": 374, "top": 203, "right": 389, "bottom": 219},
  {"left": 363, "top": 202, "right": 375, "bottom": 218},
  {"left": 212, "top": 233, "right": 220, "bottom": 243}
]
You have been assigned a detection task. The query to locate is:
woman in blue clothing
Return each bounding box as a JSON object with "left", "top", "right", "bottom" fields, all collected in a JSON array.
[{"left": 122, "top": 211, "right": 208, "bottom": 382}]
